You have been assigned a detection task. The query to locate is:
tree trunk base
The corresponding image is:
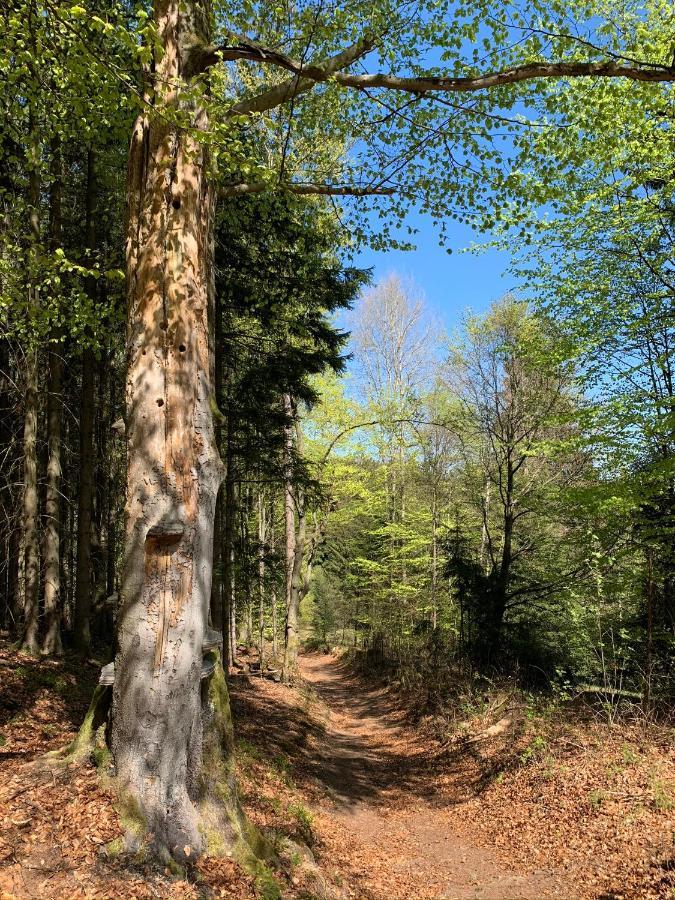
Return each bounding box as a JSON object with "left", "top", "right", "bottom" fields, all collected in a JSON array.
[{"left": 54, "top": 653, "right": 278, "bottom": 893}]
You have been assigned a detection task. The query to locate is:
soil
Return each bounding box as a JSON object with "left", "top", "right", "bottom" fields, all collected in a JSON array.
[{"left": 282, "top": 652, "right": 569, "bottom": 898}]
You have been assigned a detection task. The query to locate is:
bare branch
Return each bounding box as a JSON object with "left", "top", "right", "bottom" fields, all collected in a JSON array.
[
  {"left": 219, "top": 181, "right": 396, "bottom": 197},
  {"left": 195, "top": 35, "right": 674, "bottom": 107},
  {"left": 325, "top": 60, "right": 675, "bottom": 92},
  {"left": 205, "top": 35, "right": 376, "bottom": 115}
]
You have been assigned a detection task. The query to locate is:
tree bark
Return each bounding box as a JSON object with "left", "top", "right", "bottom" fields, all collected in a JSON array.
[
  {"left": 109, "top": 0, "right": 245, "bottom": 862},
  {"left": 257, "top": 489, "right": 266, "bottom": 670},
  {"left": 20, "top": 142, "right": 41, "bottom": 655},
  {"left": 282, "top": 415, "right": 320, "bottom": 682},
  {"left": 270, "top": 504, "right": 278, "bottom": 658},
  {"left": 281, "top": 394, "right": 297, "bottom": 680},
  {"left": 210, "top": 285, "right": 224, "bottom": 634},
  {"left": 211, "top": 485, "right": 224, "bottom": 633},
  {"left": 282, "top": 491, "right": 305, "bottom": 682},
  {"left": 73, "top": 150, "right": 97, "bottom": 653},
  {"left": 223, "top": 417, "right": 236, "bottom": 667},
  {"left": 43, "top": 140, "right": 64, "bottom": 656},
  {"left": 431, "top": 483, "right": 437, "bottom": 631},
  {"left": 20, "top": 345, "right": 39, "bottom": 653}
]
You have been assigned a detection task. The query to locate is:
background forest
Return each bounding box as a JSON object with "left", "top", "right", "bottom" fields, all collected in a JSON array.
[{"left": 0, "top": 0, "right": 673, "bottom": 712}]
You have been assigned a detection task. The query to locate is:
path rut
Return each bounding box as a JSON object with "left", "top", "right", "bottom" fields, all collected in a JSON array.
[{"left": 299, "top": 652, "right": 574, "bottom": 900}]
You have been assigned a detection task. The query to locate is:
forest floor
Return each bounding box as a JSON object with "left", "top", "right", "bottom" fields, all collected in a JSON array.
[{"left": 0, "top": 640, "right": 674, "bottom": 899}]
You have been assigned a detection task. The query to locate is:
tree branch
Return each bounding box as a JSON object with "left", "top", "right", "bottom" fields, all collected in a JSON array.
[
  {"left": 327, "top": 60, "right": 675, "bottom": 93},
  {"left": 197, "top": 36, "right": 675, "bottom": 104},
  {"left": 219, "top": 181, "right": 396, "bottom": 197},
  {"left": 195, "top": 34, "right": 376, "bottom": 115}
]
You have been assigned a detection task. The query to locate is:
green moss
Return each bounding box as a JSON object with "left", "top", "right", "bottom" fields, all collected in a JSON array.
[
  {"left": 92, "top": 743, "right": 111, "bottom": 769},
  {"left": 231, "top": 841, "right": 281, "bottom": 900},
  {"left": 204, "top": 651, "right": 234, "bottom": 744},
  {"left": 56, "top": 683, "right": 111, "bottom": 762},
  {"left": 165, "top": 857, "right": 186, "bottom": 878},
  {"left": 117, "top": 790, "right": 148, "bottom": 846},
  {"left": 288, "top": 802, "right": 314, "bottom": 845},
  {"left": 198, "top": 649, "right": 277, "bottom": 883},
  {"left": 249, "top": 859, "right": 282, "bottom": 900},
  {"left": 209, "top": 394, "right": 226, "bottom": 424},
  {"left": 105, "top": 837, "right": 124, "bottom": 857}
]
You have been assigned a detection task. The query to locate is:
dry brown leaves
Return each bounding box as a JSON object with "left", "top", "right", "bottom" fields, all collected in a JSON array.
[
  {"left": 2, "top": 639, "right": 675, "bottom": 900},
  {"left": 0, "top": 641, "right": 257, "bottom": 900},
  {"left": 438, "top": 712, "right": 675, "bottom": 899}
]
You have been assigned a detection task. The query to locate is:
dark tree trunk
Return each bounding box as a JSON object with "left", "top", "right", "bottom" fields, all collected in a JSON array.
[
  {"left": 20, "top": 151, "right": 41, "bottom": 655},
  {"left": 74, "top": 150, "right": 98, "bottom": 653},
  {"left": 43, "top": 141, "right": 64, "bottom": 656}
]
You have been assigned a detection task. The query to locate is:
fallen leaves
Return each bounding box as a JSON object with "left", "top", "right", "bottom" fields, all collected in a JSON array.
[{"left": 1, "top": 640, "right": 674, "bottom": 899}]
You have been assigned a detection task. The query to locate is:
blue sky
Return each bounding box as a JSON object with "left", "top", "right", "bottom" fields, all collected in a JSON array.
[{"left": 354, "top": 208, "right": 516, "bottom": 334}]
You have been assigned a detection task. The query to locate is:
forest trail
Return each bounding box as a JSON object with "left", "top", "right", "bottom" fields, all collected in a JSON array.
[{"left": 295, "top": 652, "right": 572, "bottom": 899}]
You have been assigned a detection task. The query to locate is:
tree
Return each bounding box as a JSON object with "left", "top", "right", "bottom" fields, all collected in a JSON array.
[
  {"left": 507, "top": 66, "right": 675, "bottom": 694},
  {"left": 445, "top": 298, "right": 582, "bottom": 662}
]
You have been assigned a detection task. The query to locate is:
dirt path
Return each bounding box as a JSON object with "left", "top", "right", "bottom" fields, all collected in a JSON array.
[{"left": 298, "top": 652, "right": 574, "bottom": 900}]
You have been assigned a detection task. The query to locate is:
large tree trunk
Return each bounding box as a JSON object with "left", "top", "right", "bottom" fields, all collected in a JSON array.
[{"left": 109, "top": 0, "right": 254, "bottom": 864}]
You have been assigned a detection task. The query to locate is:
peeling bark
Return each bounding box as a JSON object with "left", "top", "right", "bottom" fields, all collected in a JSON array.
[{"left": 109, "top": 0, "right": 236, "bottom": 862}]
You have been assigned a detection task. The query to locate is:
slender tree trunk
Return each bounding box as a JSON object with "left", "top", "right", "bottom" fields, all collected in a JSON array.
[
  {"left": 223, "top": 419, "right": 236, "bottom": 667},
  {"left": 281, "top": 394, "right": 296, "bottom": 679},
  {"left": 66, "top": 467, "right": 75, "bottom": 631},
  {"left": 486, "top": 461, "right": 514, "bottom": 661},
  {"left": 210, "top": 287, "right": 224, "bottom": 633},
  {"left": 283, "top": 494, "right": 305, "bottom": 681},
  {"left": 258, "top": 490, "right": 266, "bottom": 670},
  {"left": 211, "top": 487, "right": 224, "bottom": 632},
  {"left": 221, "top": 409, "right": 234, "bottom": 669},
  {"left": 74, "top": 150, "right": 97, "bottom": 653},
  {"left": 241, "top": 485, "right": 253, "bottom": 646},
  {"left": 270, "top": 506, "right": 278, "bottom": 658},
  {"left": 283, "top": 393, "right": 295, "bottom": 617},
  {"left": 7, "top": 523, "right": 20, "bottom": 635},
  {"left": 480, "top": 476, "right": 491, "bottom": 575},
  {"left": 644, "top": 550, "right": 654, "bottom": 713},
  {"left": 283, "top": 416, "right": 313, "bottom": 682},
  {"left": 431, "top": 483, "right": 437, "bottom": 631},
  {"left": 43, "top": 141, "right": 64, "bottom": 656},
  {"left": 21, "top": 347, "right": 39, "bottom": 653},
  {"left": 105, "top": 366, "right": 117, "bottom": 600},
  {"left": 20, "top": 143, "right": 41, "bottom": 655}
]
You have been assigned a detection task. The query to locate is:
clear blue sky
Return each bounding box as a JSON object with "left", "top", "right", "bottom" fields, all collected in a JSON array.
[{"left": 354, "top": 208, "right": 515, "bottom": 332}]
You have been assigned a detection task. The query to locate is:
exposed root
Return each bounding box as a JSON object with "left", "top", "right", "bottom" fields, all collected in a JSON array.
[{"left": 46, "top": 682, "right": 112, "bottom": 764}]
